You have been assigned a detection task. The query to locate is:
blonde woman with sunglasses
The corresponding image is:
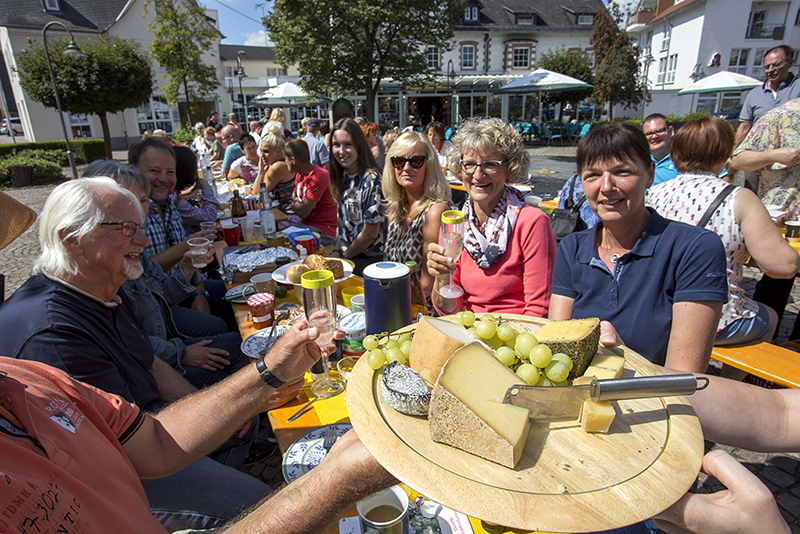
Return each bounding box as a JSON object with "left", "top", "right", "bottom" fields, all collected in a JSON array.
[{"left": 382, "top": 132, "right": 452, "bottom": 306}]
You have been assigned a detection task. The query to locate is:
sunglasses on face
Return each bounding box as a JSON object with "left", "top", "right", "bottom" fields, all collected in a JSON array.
[{"left": 391, "top": 155, "right": 427, "bottom": 170}]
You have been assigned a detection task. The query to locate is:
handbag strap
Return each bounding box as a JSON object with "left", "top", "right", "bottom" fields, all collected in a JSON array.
[
  {"left": 564, "top": 175, "right": 586, "bottom": 210},
  {"left": 696, "top": 184, "right": 736, "bottom": 229}
]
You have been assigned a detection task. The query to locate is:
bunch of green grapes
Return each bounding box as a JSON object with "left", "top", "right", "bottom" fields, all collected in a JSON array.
[{"left": 365, "top": 332, "right": 413, "bottom": 370}]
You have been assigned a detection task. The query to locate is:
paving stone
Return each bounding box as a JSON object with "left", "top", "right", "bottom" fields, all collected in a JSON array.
[
  {"left": 771, "top": 455, "right": 799, "bottom": 475},
  {"left": 734, "top": 448, "right": 772, "bottom": 464},
  {"left": 778, "top": 493, "right": 800, "bottom": 516},
  {"left": 762, "top": 465, "right": 799, "bottom": 488}
]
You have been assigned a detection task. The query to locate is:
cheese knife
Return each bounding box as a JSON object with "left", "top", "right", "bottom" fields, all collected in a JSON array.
[{"left": 502, "top": 374, "right": 708, "bottom": 422}]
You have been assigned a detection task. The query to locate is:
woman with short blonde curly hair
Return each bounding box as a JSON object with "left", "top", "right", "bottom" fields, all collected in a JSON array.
[
  {"left": 428, "top": 117, "right": 556, "bottom": 316},
  {"left": 382, "top": 132, "right": 452, "bottom": 304}
]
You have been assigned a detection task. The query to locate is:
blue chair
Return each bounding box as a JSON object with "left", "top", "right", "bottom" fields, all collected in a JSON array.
[
  {"left": 541, "top": 123, "right": 563, "bottom": 146},
  {"left": 573, "top": 122, "right": 591, "bottom": 145}
]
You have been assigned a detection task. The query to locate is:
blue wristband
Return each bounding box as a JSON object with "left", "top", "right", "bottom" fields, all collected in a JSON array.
[{"left": 193, "top": 290, "right": 209, "bottom": 298}]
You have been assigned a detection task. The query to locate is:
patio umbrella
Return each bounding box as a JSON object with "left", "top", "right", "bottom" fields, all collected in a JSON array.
[
  {"left": 676, "top": 71, "right": 762, "bottom": 94},
  {"left": 250, "top": 82, "right": 328, "bottom": 106},
  {"left": 494, "top": 68, "right": 593, "bottom": 122}
]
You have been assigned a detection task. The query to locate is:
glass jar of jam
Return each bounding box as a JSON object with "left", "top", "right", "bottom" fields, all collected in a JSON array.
[{"left": 247, "top": 292, "right": 275, "bottom": 330}]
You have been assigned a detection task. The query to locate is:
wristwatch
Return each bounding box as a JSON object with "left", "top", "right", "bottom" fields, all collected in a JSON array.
[
  {"left": 193, "top": 290, "right": 209, "bottom": 299},
  {"left": 256, "top": 357, "right": 284, "bottom": 388}
]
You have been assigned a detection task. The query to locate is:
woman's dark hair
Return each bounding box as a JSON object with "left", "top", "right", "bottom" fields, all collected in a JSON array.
[
  {"left": 425, "top": 121, "right": 445, "bottom": 138},
  {"left": 173, "top": 145, "right": 198, "bottom": 191},
  {"left": 671, "top": 117, "right": 735, "bottom": 174},
  {"left": 576, "top": 123, "right": 651, "bottom": 173},
  {"left": 328, "top": 117, "right": 380, "bottom": 202},
  {"left": 239, "top": 133, "right": 256, "bottom": 149}
]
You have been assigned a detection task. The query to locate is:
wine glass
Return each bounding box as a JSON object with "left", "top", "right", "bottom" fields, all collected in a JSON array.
[
  {"left": 301, "top": 270, "right": 344, "bottom": 398},
  {"left": 439, "top": 210, "right": 465, "bottom": 300}
]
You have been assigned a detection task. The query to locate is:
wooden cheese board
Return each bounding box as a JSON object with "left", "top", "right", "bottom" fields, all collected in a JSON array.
[{"left": 346, "top": 314, "right": 704, "bottom": 533}]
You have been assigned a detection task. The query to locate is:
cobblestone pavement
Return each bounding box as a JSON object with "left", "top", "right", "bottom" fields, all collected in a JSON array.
[{"left": 3, "top": 168, "right": 800, "bottom": 531}]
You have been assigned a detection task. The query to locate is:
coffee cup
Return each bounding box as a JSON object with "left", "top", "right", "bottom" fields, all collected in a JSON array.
[
  {"left": 187, "top": 237, "right": 210, "bottom": 268},
  {"left": 220, "top": 223, "right": 239, "bottom": 247},
  {"left": 241, "top": 272, "right": 275, "bottom": 301},
  {"left": 785, "top": 220, "right": 800, "bottom": 242},
  {"left": 295, "top": 234, "right": 319, "bottom": 255},
  {"left": 356, "top": 485, "right": 409, "bottom": 534}
]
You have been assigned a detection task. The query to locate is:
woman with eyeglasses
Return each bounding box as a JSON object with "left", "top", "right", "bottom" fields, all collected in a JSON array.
[
  {"left": 427, "top": 118, "right": 556, "bottom": 316},
  {"left": 329, "top": 118, "right": 387, "bottom": 275},
  {"left": 382, "top": 132, "right": 452, "bottom": 306}
]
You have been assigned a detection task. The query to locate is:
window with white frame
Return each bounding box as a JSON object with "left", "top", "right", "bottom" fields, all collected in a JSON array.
[
  {"left": 661, "top": 25, "right": 671, "bottom": 51},
  {"left": 666, "top": 54, "right": 678, "bottom": 84},
  {"left": 577, "top": 14, "right": 593, "bottom": 25},
  {"left": 69, "top": 113, "right": 92, "bottom": 138},
  {"left": 752, "top": 48, "right": 768, "bottom": 79},
  {"left": 472, "top": 7, "right": 478, "bottom": 20},
  {"left": 426, "top": 46, "right": 440, "bottom": 69},
  {"left": 136, "top": 96, "right": 178, "bottom": 134},
  {"left": 224, "top": 66, "right": 233, "bottom": 78},
  {"left": 43, "top": 0, "right": 60, "bottom": 11},
  {"left": 657, "top": 57, "right": 667, "bottom": 84},
  {"left": 513, "top": 48, "right": 530, "bottom": 69},
  {"left": 465, "top": 6, "right": 478, "bottom": 21},
  {"left": 645, "top": 30, "right": 653, "bottom": 55},
  {"left": 517, "top": 15, "right": 534, "bottom": 25},
  {"left": 729, "top": 48, "right": 749, "bottom": 74},
  {"left": 464, "top": 7, "right": 470, "bottom": 19},
  {"left": 585, "top": 50, "right": 595, "bottom": 68},
  {"left": 462, "top": 45, "right": 475, "bottom": 69}
]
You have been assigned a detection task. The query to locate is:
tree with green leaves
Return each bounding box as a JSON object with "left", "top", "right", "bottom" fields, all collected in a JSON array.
[
  {"left": 16, "top": 36, "right": 153, "bottom": 159},
  {"left": 144, "top": 0, "right": 219, "bottom": 122},
  {"left": 590, "top": 5, "right": 644, "bottom": 120},
  {"left": 538, "top": 48, "right": 594, "bottom": 120},
  {"left": 265, "top": 0, "right": 466, "bottom": 121}
]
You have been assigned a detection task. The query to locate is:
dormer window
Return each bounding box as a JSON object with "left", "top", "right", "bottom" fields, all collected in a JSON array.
[
  {"left": 43, "top": 0, "right": 61, "bottom": 12},
  {"left": 465, "top": 6, "right": 479, "bottom": 21},
  {"left": 517, "top": 15, "right": 534, "bottom": 25},
  {"left": 577, "top": 14, "right": 594, "bottom": 25}
]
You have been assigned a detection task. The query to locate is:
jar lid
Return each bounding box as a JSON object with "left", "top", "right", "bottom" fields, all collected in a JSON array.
[
  {"left": 275, "top": 255, "right": 292, "bottom": 266},
  {"left": 339, "top": 312, "right": 366, "bottom": 333},
  {"left": 247, "top": 292, "right": 275, "bottom": 306},
  {"left": 362, "top": 261, "right": 410, "bottom": 281},
  {"left": 301, "top": 269, "right": 334, "bottom": 289},
  {"left": 441, "top": 210, "right": 465, "bottom": 225}
]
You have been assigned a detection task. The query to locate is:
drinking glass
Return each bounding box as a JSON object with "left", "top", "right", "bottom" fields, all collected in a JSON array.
[
  {"left": 301, "top": 270, "right": 344, "bottom": 398},
  {"left": 439, "top": 210, "right": 465, "bottom": 299}
]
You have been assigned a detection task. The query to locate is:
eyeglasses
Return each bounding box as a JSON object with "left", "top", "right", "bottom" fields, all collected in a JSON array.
[
  {"left": 98, "top": 221, "right": 142, "bottom": 237},
  {"left": 643, "top": 127, "right": 669, "bottom": 137},
  {"left": 460, "top": 160, "right": 507, "bottom": 174},
  {"left": 391, "top": 155, "right": 427, "bottom": 170}
]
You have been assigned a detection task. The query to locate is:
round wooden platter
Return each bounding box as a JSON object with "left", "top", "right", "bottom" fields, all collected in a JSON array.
[{"left": 347, "top": 314, "right": 705, "bottom": 533}]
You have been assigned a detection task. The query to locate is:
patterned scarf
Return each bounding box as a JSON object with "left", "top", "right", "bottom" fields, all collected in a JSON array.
[{"left": 463, "top": 186, "right": 526, "bottom": 268}]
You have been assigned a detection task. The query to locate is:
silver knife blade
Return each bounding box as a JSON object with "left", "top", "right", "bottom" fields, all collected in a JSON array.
[{"left": 503, "top": 374, "right": 706, "bottom": 422}]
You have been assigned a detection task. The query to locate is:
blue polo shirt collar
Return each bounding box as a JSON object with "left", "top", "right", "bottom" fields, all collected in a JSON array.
[
  {"left": 761, "top": 71, "right": 795, "bottom": 93},
  {"left": 651, "top": 153, "right": 670, "bottom": 166},
  {"left": 575, "top": 208, "right": 665, "bottom": 266}
]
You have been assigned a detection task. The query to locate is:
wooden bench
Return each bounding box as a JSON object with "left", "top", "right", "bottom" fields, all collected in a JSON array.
[{"left": 711, "top": 341, "right": 800, "bottom": 388}]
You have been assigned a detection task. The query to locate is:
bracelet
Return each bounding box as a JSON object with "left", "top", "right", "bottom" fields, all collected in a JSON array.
[
  {"left": 193, "top": 290, "right": 209, "bottom": 298},
  {"left": 256, "top": 357, "right": 284, "bottom": 388}
]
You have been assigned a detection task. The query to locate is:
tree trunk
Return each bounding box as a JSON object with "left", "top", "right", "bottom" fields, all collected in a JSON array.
[
  {"left": 99, "top": 113, "right": 112, "bottom": 160},
  {"left": 364, "top": 82, "right": 376, "bottom": 123}
]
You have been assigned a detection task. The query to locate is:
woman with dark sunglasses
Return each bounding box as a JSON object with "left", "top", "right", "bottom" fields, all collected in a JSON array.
[
  {"left": 382, "top": 132, "right": 452, "bottom": 308},
  {"left": 427, "top": 118, "right": 556, "bottom": 316},
  {"left": 329, "top": 118, "right": 387, "bottom": 275}
]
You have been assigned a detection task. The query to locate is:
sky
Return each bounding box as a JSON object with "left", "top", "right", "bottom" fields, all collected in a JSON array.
[{"left": 205, "top": 0, "right": 273, "bottom": 46}]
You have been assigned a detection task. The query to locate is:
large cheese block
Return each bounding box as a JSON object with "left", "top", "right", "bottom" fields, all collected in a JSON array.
[
  {"left": 429, "top": 342, "right": 531, "bottom": 468},
  {"left": 409, "top": 316, "right": 474, "bottom": 388},
  {"left": 534, "top": 318, "right": 601, "bottom": 380},
  {"left": 588, "top": 353, "right": 625, "bottom": 379}
]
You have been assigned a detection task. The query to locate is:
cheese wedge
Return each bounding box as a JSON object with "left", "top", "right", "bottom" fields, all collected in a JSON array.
[
  {"left": 534, "top": 318, "right": 601, "bottom": 380},
  {"left": 429, "top": 342, "right": 531, "bottom": 468},
  {"left": 409, "top": 316, "right": 474, "bottom": 388},
  {"left": 582, "top": 365, "right": 620, "bottom": 380},
  {"left": 580, "top": 399, "right": 616, "bottom": 433},
  {"left": 589, "top": 354, "right": 625, "bottom": 379}
]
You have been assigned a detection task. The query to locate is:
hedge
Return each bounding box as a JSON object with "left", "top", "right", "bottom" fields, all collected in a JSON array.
[{"left": 0, "top": 139, "right": 105, "bottom": 163}]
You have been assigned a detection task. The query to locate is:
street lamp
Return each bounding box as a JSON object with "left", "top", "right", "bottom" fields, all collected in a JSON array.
[
  {"left": 42, "top": 21, "right": 84, "bottom": 180},
  {"left": 237, "top": 51, "right": 247, "bottom": 121}
]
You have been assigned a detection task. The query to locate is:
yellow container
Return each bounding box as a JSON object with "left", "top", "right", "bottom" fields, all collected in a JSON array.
[{"left": 341, "top": 285, "right": 364, "bottom": 308}]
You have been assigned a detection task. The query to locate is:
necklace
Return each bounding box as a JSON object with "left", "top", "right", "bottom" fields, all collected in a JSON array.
[{"left": 602, "top": 230, "right": 620, "bottom": 263}]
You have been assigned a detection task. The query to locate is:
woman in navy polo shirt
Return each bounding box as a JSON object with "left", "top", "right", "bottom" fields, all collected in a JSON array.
[{"left": 548, "top": 123, "right": 729, "bottom": 373}]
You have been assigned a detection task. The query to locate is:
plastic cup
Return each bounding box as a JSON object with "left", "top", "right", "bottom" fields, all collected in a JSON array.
[
  {"left": 350, "top": 293, "right": 365, "bottom": 313},
  {"left": 221, "top": 223, "right": 239, "bottom": 247},
  {"left": 240, "top": 217, "right": 255, "bottom": 243},
  {"left": 200, "top": 221, "right": 216, "bottom": 232},
  {"left": 187, "top": 237, "right": 209, "bottom": 268},
  {"left": 341, "top": 285, "right": 364, "bottom": 308}
]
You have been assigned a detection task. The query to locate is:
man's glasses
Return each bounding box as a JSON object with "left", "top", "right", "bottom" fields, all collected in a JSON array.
[
  {"left": 98, "top": 221, "right": 142, "bottom": 237},
  {"left": 644, "top": 127, "right": 669, "bottom": 138},
  {"left": 391, "top": 155, "right": 427, "bottom": 170},
  {"left": 460, "top": 160, "right": 506, "bottom": 174}
]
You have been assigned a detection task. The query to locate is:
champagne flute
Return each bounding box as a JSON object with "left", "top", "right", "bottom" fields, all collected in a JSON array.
[
  {"left": 439, "top": 210, "right": 465, "bottom": 300},
  {"left": 301, "top": 270, "right": 344, "bottom": 398}
]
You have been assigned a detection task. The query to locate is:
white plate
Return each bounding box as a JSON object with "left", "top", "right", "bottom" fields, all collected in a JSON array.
[
  {"left": 282, "top": 423, "right": 352, "bottom": 483},
  {"left": 224, "top": 285, "right": 256, "bottom": 304},
  {"left": 240, "top": 325, "right": 291, "bottom": 358},
  {"left": 272, "top": 259, "right": 353, "bottom": 285}
]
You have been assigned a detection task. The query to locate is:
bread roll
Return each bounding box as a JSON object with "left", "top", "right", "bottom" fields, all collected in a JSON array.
[
  {"left": 304, "top": 255, "right": 345, "bottom": 279},
  {"left": 286, "top": 264, "right": 310, "bottom": 284}
]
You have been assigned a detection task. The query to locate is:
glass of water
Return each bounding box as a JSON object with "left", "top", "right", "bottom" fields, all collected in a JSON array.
[{"left": 301, "top": 270, "right": 344, "bottom": 398}]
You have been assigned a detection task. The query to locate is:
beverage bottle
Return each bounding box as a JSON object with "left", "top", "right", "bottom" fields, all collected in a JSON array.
[
  {"left": 258, "top": 183, "right": 277, "bottom": 235},
  {"left": 231, "top": 190, "right": 247, "bottom": 218},
  {"left": 405, "top": 261, "right": 428, "bottom": 320}
]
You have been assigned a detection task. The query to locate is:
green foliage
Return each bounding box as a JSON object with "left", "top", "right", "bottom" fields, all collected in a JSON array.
[
  {"left": 172, "top": 123, "right": 196, "bottom": 144},
  {"left": 0, "top": 151, "right": 65, "bottom": 188},
  {"left": 590, "top": 6, "right": 644, "bottom": 118},
  {"left": 0, "top": 139, "right": 104, "bottom": 163},
  {"left": 265, "top": 0, "right": 466, "bottom": 121},
  {"left": 144, "top": 0, "right": 219, "bottom": 118},
  {"left": 681, "top": 110, "right": 711, "bottom": 121},
  {"left": 665, "top": 114, "right": 682, "bottom": 123},
  {"left": 538, "top": 48, "right": 594, "bottom": 109}
]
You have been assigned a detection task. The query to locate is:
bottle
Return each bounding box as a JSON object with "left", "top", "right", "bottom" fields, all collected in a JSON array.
[
  {"left": 231, "top": 190, "right": 247, "bottom": 219},
  {"left": 406, "top": 261, "right": 428, "bottom": 320},
  {"left": 258, "top": 183, "right": 277, "bottom": 235}
]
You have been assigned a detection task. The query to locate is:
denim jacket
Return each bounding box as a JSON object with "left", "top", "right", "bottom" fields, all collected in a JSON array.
[{"left": 121, "top": 252, "right": 204, "bottom": 373}]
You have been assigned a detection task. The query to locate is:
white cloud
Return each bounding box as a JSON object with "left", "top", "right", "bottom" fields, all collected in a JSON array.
[{"left": 244, "top": 30, "right": 273, "bottom": 47}]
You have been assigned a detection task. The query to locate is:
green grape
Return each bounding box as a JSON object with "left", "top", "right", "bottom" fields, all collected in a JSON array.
[
  {"left": 400, "top": 340, "right": 413, "bottom": 356},
  {"left": 385, "top": 339, "right": 400, "bottom": 350},
  {"left": 484, "top": 334, "right": 503, "bottom": 350},
  {"left": 475, "top": 319, "right": 496, "bottom": 340},
  {"left": 385, "top": 347, "right": 405, "bottom": 364},
  {"left": 494, "top": 346, "right": 517, "bottom": 367},
  {"left": 553, "top": 380, "right": 568, "bottom": 387},
  {"left": 550, "top": 353, "right": 574, "bottom": 372},
  {"left": 514, "top": 332, "right": 538, "bottom": 360},
  {"left": 504, "top": 331, "right": 518, "bottom": 348},
  {"left": 482, "top": 314, "right": 497, "bottom": 323},
  {"left": 367, "top": 349, "right": 386, "bottom": 370},
  {"left": 536, "top": 375, "right": 553, "bottom": 387},
  {"left": 545, "top": 361, "right": 569, "bottom": 382},
  {"left": 467, "top": 326, "right": 480, "bottom": 339},
  {"left": 363, "top": 335, "right": 379, "bottom": 351},
  {"left": 461, "top": 310, "right": 476, "bottom": 327},
  {"left": 496, "top": 324, "right": 516, "bottom": 341},
  {"left": 450, "top": 313, "right": 464, "bottom": 326},
  {"left": 397, "top": 333, "right": 412, "bottom": 344},
  {"left": 516, "top": 363, "right": 540, "bottom": 385},
  {"left": 529, "top": 344, "right": 552, "bottom": 368}
]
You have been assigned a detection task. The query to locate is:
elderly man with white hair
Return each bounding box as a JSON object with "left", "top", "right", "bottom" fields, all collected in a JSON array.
[{"left": 0, "top": 177, "right": 274, "bottom": 531}]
